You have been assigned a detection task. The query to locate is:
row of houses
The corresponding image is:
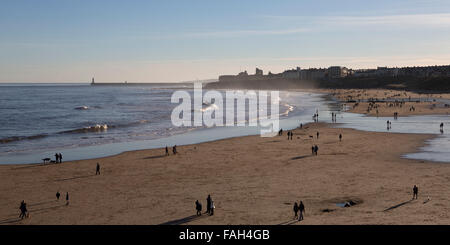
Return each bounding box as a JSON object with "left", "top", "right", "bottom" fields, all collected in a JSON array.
[{"left": 219, "top": 65, "right": 450, "bottom": 82}]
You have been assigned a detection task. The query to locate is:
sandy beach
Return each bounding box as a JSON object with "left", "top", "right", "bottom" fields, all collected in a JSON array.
[
  {"left": 322, "top": 88, "right": 450, "bottom": 117},
  {"left": 2, "top": 112, "right": 450, "bottom": 224}
]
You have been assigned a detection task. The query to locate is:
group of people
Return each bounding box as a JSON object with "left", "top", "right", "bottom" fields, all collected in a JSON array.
[
  {"left": 19, "top": 191, "right": 69, "bottom": 220},
  {"left": 195, "top": 194, "right": 215, "bottom": 216},
  {"left": 55, "top": 191, "right": 70, "bottom": 205},
  {"left": 293, "top": 201, "right": 305, "bottom": 221},
  {"left": 393, "top": 112, "right": 399, "bottom": 119},
  {"left": 54, "top": 153, "right": 63, "bottom": 163},
  {"left": 165, "top": 145, "right": 177, "bottom": 156},
  {"left": 287, "top": 131, "right": 294, "bottom": 140},
  {"left": 18, "top": 162, "right": 104, "bottom": 220},
  {"left": 312, "top": 113, "right": 319, "bottom": 122},
  {"left": 331, "top": 112, "right": 337, "bottom": 123}
]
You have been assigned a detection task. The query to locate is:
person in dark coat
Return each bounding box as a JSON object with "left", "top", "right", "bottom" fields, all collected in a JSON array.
[
  {"left": 210, "top": 200, "right": 215, "bottom": 216},
  {"left": 56, "top": 191, "right": 60, "bottom": 200},
  {"left": 19, "top": 200, "right": 28, "bottom": 219},
  {"left": 293, "top": 202, "right": 299, "bottom": 219},
  {"left": 195, "top": 200, "right": 202, "bottom": 216},
  {"left": 173, "top": 145, "right": 177, "bottom": 155},
  {"left": 413, "top": 185, "right": 419, "bottom": 199},
  {"left": 96, "top": 163, "right": 101, "bottom": 175},
  {"left": 66, "top": 192, "right": 69, "bottom": 206},
  {"left": 299, "top": 201, "right": 305, "bottom": 221},
  {"left": 206, "top": 194, "right": 211, "bottom": 214}
]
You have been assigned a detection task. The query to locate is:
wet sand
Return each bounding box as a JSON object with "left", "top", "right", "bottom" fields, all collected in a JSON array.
[{"left": 2, "top": 122, "right": 450, "bottom": 225}]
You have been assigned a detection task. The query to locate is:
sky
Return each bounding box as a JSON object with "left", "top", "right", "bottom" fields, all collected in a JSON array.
[{"left": 1, "top": 0, "right": 450, "bottom": 83}]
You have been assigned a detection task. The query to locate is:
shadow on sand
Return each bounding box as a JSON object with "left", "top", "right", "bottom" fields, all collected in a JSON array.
[
  {"left": 291, "top": 155, "right": 313, "bottom": 160},
  {"left": 276, "top": 219, "right": 301, "bottom": 225},
  {"left": 143, "top": 155, "right": 167, "bottom": 160},
  {"left": 30, "top": 204, "right": 66, "bottom": 214},
  {"left": 11, "top": 163, "right": 52, "bottom": 170},
  {"left": 159, "top": 214, "right": 207, "bottom": 225},
  {"left": 54, "top": 174, "right": 95, "bottom": 182},
  {"left": 28, "top": 200, "right": 56, "bottom": 207},
  {"left": 0, "top": 217, "right": 22, "bottom": 225},
  {"left": 383, "top": 199, "right": 415, "bottom": 212}
]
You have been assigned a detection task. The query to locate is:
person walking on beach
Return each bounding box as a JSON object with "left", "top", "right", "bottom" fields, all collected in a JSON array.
[
  {"left": 55, "top": 153, "right": 59, "bottom": 163},
  {"left": 59, "top": 153, "right": 63, "bottom": 163},
  {"left": 339, "top": 134, "right": 342, "bottom": 142},
  {"left": 316, "top": 131, "right": 320, "bottom": 139},
  {"left": 56, "top": 191, "right": 60, "bottom": 200},
  {"left": 173, "top": 145, "right": 177, "bottom": 155},
  {"left": 413, "top": 185, "right": 419, "bottom": 200},
  {"left": 19, "top": 200, "right": 28, "bottom": 219},
  {"left": 293, "top": 202, "right": 299, "bottom": 220},
  {"left": 195, "top": 200, "right": 202, "bottom": 216},
  {"left": 314, "top": 145, "right": 319, "bottom": 155},
  {"left": 210, "top": 200, "right": 215, "bottom": 216},
  {"left": 96, "top": 163, "right": 100, "bottom": 175},
  {"left": 311, "top": 146, "right": 315, "bottom": 155},
  {"left": 440, "top": 123, "right": 444, "bottom": 133},
  {"left": 165, "top": 146, "right": 169, "bottom": 156},
  {"left": 65, "top": 192, "right": 69, "bottom": 206},
  {"left": 206, "top": 194, "right": 211, "bottom": 214},
  {"left": 298, "top": 201, "right": 305, "bottom": 221}
]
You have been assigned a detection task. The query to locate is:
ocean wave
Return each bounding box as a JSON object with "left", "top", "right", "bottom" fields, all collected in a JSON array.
[
  {"left": 61, "top": 124, "right": 109, "bottom": 134},
  {"left": 1, "top": 120, "right": 151, "bottom": 145},
  {"left": 0, "top": 134, "right": 48, "bottom": 144},
  {"left": 281, "top": 103, "right": 295, "bottom": 116}
]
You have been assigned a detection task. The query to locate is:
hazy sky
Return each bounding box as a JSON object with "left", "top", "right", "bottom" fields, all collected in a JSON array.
[{"left": 1, "top": 0, "right": 450, "bottom": 83}]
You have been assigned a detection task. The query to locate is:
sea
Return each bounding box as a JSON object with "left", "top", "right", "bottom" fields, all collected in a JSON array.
[{"left": 0, "top": 83, "right": 449, "bottom": 164}]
